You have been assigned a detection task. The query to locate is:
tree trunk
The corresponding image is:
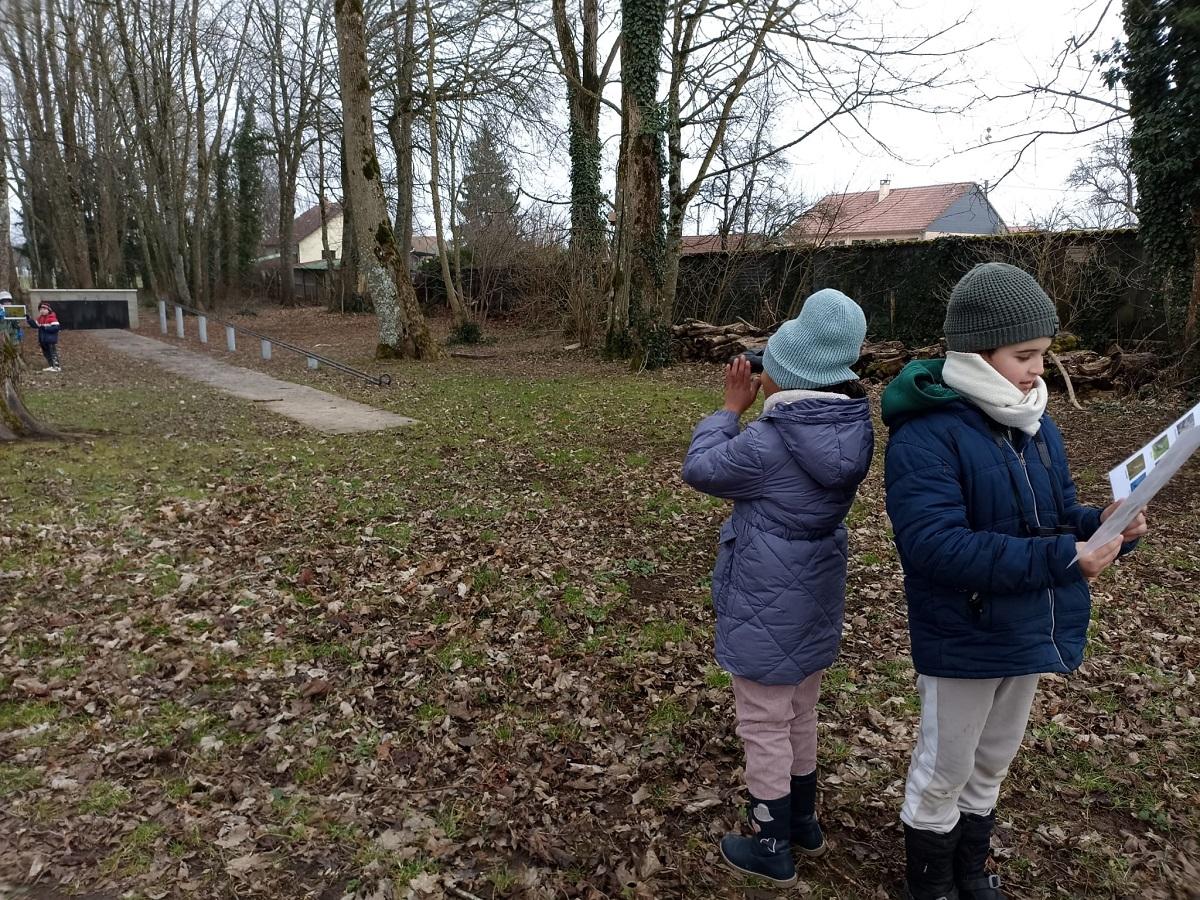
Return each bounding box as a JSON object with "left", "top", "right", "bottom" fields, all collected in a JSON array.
[
  {"left": 614, "top": 0, "right": 669, "bottom": 368},
  {"left": 553, "top": 0, "right": 609, "bottom": 344},
  {"left": 278, "top": 164, "right": 297, "bottom": 306},
  {"left": 1185, "top": 203, "right": 1200, "bottom": 351},
  {"left": 316, "top": 127, "right": 332, "bottom": 306},
  {"left": 337, "top": 132, "right": 359, "bottom": 312},
  {"left": 424, "top": 0, "right": 469, "bottom": 329},
  {"left": 0, "top": 337, "right": 59, "bottom": 441},
  {"left": 334, "top": 0, "right": 438, "bottom": 358},
  {"left": 390, "top": 0, "right": 418, "bottom": 271},
  {"left": 0, "top": 107, "right": 17, "bottom": 294}
]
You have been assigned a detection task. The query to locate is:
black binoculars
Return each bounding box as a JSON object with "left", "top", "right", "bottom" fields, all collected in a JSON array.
[{"left": 740, "top": 349, "right": 765, "bottom": 374}]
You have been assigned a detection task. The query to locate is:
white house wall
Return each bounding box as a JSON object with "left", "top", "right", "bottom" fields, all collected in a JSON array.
[{"left": 297, "top": 214, "right": 345, "bottom": 264}]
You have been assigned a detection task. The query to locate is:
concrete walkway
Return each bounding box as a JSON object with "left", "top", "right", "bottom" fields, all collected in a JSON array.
[{"left": 93, "top": 330, "right": 415, "bottom": 435}]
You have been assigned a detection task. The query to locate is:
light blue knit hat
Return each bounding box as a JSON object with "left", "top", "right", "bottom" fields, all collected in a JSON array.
[{"left": 763, "top": 289, "right": 867, "bottom": 390}]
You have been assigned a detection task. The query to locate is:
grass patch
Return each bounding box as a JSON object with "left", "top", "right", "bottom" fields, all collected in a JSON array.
[
  {"left": 101, "top": 821, "right": 164, "bottom": 876},
  {"left": 0, "top": 700, "right": 59, "bottom": 730},
  {"left": 80, "top": 780, "right": 132, "bottom": 815},
  {"left": 639, "top": 619, "right": 689, "bottom": 651},
  {"left": 0, "top": 764, "right": 42, "bottom": 797}
]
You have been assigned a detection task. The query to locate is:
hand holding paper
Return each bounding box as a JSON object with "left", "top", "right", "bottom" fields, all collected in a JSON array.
[
  {"left": 1100, "top": 501, "right": 1148, "bottom": 542},
  {"left": 1074, "top": 536, "right": 1123, "bottom": 579}
]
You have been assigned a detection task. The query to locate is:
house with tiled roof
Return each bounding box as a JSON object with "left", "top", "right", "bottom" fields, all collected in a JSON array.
[
  {"left": 294, "top": 201, "right": 344, "bottom": 263},
  {"left": 792, "top": 181, "right": 1007, "bottom": 245}
]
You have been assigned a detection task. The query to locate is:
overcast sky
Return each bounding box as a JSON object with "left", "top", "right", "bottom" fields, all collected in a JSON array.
[
  {"left": 765, "top": 0, "right": 1126, "bottom": 227},
  {"left": 495, "top": 0, "right": 1128, "bottom": 234}
]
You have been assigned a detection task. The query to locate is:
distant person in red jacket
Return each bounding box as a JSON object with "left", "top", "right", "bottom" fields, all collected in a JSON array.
[{"left": 26, "top": 302, "right": 62, "bottom": 371}]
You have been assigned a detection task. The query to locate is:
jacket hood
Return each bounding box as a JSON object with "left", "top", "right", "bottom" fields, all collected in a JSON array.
[
  {"left": 881, "top": 359, "right": 961, "bottom": 429},
  {"left": 761, "top": 392, "right": 873, "bottom": 489}
]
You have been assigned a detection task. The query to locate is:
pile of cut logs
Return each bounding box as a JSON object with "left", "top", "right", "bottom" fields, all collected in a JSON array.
[
  {"left": 1045, "top": 348, "right": 1160, "bottom": 392},
  {"left": 671, "top": 319, "right": 1161, "bottom": 391},
  {"left": 670, "top": 319, "right": 769, "bottom": 362}
]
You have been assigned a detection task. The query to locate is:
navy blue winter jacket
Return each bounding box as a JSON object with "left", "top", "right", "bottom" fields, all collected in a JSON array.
[
  {"left": 683, "top": 392, "right": 874, "bottom": 685},
  {"left": 883, "top": 359, "right": 1128, "bottom": 679},
  {"left": 27, "top": 311, "right": 60, "bottom": 344}
]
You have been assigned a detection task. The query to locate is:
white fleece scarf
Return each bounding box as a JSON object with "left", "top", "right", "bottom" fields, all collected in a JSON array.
[
  {"left": 762, "top": 388, "right": 854, "bottom": 413},
  {"left": 942, "top": 351, "right": 1047, "bottom": 435}
]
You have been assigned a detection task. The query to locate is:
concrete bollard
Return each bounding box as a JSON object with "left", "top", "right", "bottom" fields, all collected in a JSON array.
[
  {"left": 158, "top": 300, "right": 167, "bottom": 333},
  {"left": 174, "top": 305, "right": 184, "bottom": 338},
  {"left": 261, "top": 340, "right": 272, "bottom": 360},
  {"left": 226, "top": 326, "right": 236, "bottom": 352},
  {"left": 198, "top": 316, "right": 208, "bottom": 343},
  {"left": 307, "top": 356, "right": 319, "bottom": 370}
]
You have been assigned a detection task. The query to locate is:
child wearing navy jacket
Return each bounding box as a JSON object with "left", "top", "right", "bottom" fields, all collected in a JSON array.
[
  {"left": 27, "top": 301, "right": 62, "bottom": 371},
  {"left": 882, "top": 263, "right": 1147, "bottom": 900}
]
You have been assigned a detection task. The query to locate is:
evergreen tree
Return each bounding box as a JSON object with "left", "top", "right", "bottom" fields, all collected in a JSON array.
[
  {"left": 457, "top": 125, "right": 520, "bottom": 254},
  {"left": 1108, "top": 0, "right": 1200, "bottom": 348},
  {"left": 232, "top": 99, "right": 266, "bottom": 284}
]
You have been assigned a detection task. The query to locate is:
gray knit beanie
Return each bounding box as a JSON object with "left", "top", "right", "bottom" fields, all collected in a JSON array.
[
  {"left": 763, "top": 288, "right": 866, "bottom": 390},
  {"left": 944, "top": 262, "right": 1058, "bottom": 352}
]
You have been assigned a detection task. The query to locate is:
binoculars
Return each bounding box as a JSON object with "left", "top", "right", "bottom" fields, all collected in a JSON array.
[{"left": 741, "top": 349, "right": 765, "bottom": 374}]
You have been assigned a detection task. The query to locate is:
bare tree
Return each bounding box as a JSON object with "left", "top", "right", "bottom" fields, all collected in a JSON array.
[
  {"left": 1066, "top": 125, "right": 1137, "bottom": 228},
  {"left": 0, "top": 96, "right": 17, "bottom": 294},
  {"left": 659, "top": 0, "right": 970, "bottom": 317},
  {"left": 424, "top": 0, "right": 471, "bottom": 331},
  {"left": 334, "top": 0, "right": 438, "bottom": 358},
  {"left": 695, "top": 78, "right": 807, "bottom": 245},
  {"left": 253, "top": 0, "right": 329, "bottom": 306}
]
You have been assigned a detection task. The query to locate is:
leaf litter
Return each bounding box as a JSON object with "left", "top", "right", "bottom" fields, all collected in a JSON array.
[{"left": 0, "top": 314, "right": 1197, "bottom": 899}]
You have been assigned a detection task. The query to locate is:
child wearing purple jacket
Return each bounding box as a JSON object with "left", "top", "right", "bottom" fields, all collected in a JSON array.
[{"left": 682, "top": 289, "right": 874, "bottom": 886}]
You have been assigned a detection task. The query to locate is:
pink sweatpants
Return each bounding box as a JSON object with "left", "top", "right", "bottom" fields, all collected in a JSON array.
[{"left": 731, "top": 669, "right": 824, "bottom": 799}]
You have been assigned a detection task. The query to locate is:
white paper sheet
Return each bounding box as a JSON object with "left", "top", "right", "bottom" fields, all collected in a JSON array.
[
  {"left": 1082, "top": 416, "right": 1200, "bottom": 560},
  {"left": 1108, "top": 400, "right": 1200, "bottom": 500}
]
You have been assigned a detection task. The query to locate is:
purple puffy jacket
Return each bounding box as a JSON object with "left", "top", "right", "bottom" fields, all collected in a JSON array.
[{"left": 683, "top": 392, "right": 874, "bottom": 684}]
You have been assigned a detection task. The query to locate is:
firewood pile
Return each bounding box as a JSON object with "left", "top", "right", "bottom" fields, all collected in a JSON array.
[
  {"left": 672, "top": 319, "right": 1161, "bottom": 391},
  {"left": 670, "top": 319, "right": 769, "bottom": 363},
  {"left": 1046, "top": 348, "right": 1160, "bottom": 392},
  {"left": 854, "top": 339, "right": 944, "bottom": 380}
]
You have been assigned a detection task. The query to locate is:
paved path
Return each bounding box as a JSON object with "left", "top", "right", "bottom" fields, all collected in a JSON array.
[{"left": 93, "top": 330, "right": 415, "bottom": 435}]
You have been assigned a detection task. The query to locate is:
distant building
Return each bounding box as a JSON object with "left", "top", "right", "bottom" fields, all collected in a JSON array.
[
  {"left": 260, "top": 202, "right": 442, "bottom": 277},
  {"left": 792, "top": 181, "right": 1008, "bottom": 245},
  {"left": 258, "top": 201, "right": 345, "bottom": 264},
  {"left": 294, "top": 202, "right": 344, "bottom": 263},
  {"left": 409, "top": 234, "right": 440, "bottom": 265}
]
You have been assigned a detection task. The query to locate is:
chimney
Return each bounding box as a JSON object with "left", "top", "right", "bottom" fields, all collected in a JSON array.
[{"left": 878, "top": 179, "right": 892, "bottom": 203}]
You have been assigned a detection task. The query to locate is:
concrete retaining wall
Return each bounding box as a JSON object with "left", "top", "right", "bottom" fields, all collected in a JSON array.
[{"left": 28, "top": 289, "right": 139, "bottom": 329}]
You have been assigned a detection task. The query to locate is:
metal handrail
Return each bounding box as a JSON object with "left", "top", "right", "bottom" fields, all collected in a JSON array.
[{"left": 160, "top": 301, "right": 392, "bottom": 387}]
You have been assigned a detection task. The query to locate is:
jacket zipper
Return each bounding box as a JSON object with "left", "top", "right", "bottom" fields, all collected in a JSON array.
[{"left": 1006, "top": 438, "right": 1068, "bottom": 670}]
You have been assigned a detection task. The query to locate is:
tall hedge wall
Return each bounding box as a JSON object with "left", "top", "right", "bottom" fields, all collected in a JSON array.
[{"left": 674, "top": 230, "right": 1158, "bottom": 350}]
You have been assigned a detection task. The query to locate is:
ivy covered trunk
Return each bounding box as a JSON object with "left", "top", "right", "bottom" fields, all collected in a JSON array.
[
  {"left": 611, "top": 0, "right": 669, "bottom": 368},
  {"left": 333, "top": 0, "right": 438, "bottom": 359},
  {"left": 0, "top": 338, "right": 58, "bottom": 441},
  {"left": 1119, "top": 0, "right": 1199, "bottom": 359},
  {"left": 552, "top": 0, "right": 609, "bottom": 345}
]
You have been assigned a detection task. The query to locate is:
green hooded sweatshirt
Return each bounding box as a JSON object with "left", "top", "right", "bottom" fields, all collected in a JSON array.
[{"left": 879, "top": 359, "right": 962, "bottom": 429}]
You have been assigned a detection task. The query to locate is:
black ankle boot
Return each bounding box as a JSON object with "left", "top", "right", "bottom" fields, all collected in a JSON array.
[
  {"left": 719, "top": 793, "right": 797, "bottom": 887},
  {"left": 790, "top": 772, "right": 826, "bottom": 856},
  {"left": 955, "top": 812, "right": 1006, "bottom": 899},
  {"left": 904, "top": 822, "right": 961, "bottom": 900}
]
